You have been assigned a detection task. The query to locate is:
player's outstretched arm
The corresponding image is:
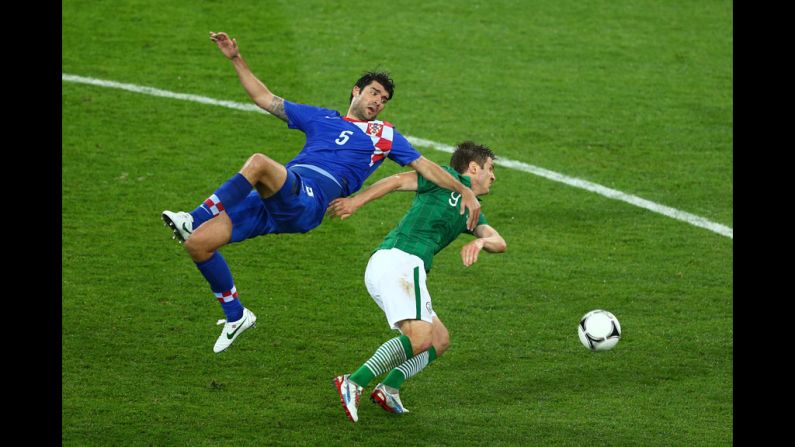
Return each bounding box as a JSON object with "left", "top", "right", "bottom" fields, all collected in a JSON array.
[
  {"left": 326, "top": 171, "right": 418, "bottom": 220},
  {"left": 409, "top": 156, "right": 480, "bottom": 230},
  {"left": 209, "top": 31, "right": 288, "bottom": 122},
  {"left": 460, "top": 224, "right": 507, "bottom": 267}
]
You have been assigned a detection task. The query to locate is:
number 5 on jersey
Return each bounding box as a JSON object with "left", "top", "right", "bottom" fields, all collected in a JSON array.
[{"left": 335, "top": 131, "right": 353, "bottom": 145}]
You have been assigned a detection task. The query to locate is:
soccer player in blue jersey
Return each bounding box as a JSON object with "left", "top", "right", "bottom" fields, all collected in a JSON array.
[
  {"left": 328, "top": 141, "right": 506, "bottom": 422},
  {"left": 161, "top": 31, "right": 481, "bottom": 353}
]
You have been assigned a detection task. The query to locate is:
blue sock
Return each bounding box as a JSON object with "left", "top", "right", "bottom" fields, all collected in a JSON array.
[
  {"left": 190, "top": 173, "right": 253, "bottom": 229},
  {"left": 189, "top": 204, "right": 213, "bottom": 230},
  {"left": 195, "top": 251, "right": 244, "bottom": 322}
]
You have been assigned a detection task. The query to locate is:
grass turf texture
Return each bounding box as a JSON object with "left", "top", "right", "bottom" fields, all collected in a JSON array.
[{"left": 62, "top": 0, "right": 732, "bottom": 445}]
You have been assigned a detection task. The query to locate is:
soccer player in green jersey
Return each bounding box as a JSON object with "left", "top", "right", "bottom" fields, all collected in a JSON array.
[{"left": 328, "top": 141, "right": 507, "bottom": 422}]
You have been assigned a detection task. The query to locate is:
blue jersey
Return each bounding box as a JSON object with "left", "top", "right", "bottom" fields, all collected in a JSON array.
[{"left": 283, "top": 101, "right": 421, "bottom": 196}]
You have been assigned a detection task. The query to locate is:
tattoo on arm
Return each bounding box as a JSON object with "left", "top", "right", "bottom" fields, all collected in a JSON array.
[{"left": 269, "top": 96, "right": 288, "bottom": 122}]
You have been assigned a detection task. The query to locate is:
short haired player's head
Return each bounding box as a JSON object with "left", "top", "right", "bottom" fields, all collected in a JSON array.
[
  {"left": 347, "top": 71, "right": 395, "bottom": 121},
  {"left": 450, "top": 141, "right": 496, "bottom": 173},
  {"left": 450, "top": 141, "right": 498, "bottom": 195},
  {"left": 350, "top": 71, "right": 395, "bottom": 103}
]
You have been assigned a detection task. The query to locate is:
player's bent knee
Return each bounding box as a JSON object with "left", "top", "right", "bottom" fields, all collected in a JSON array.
[
  {"left": 184, "top": 224, "right": 230, "bottom": 262},
  {"left": 184, "top": 237, "right": 214, "bottom": 262},
  {"left": 434, "top": 337, "right": 450, "bottom": 357},
  {"left": 398, "top": 319, "right": 434, "bottom": 355},
  {"left": 242, "top": 153, "right": 287, "bottom": 196},
  {"left": 246, "top": 153, "right": 267, "bottom": 168},
  {"left": 432, "top": 325, "right": 450, "bottom": 356},
  {"left": 407, "top": 334, "right": 433, "bottom": 355},
  {"left": 409, "top": 331, "right": 433, "bottom": 355},
  {"left": 245, "top": 153, "right": 281, "bottom": 175}
]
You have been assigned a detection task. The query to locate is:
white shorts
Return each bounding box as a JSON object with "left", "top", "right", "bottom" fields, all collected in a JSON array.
[{"left": 364, "top": 248, "right": 436, "bottom": 331}]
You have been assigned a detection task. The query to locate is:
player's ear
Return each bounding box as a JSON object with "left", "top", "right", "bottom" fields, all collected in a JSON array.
[
  {"left": 468, "top": 160, "right": 479, "bottom": 174},
  {"left": 349, "top": 85, "right": 362, "bottom": 104}
]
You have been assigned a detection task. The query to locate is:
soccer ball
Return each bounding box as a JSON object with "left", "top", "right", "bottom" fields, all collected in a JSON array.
[{"left": 577, "top": 309, "right": 621, "bottom": 351}]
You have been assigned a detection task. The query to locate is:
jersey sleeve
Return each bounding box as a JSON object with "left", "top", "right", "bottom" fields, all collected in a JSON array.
[
  {"left": 476, "top": 212, "right": 488, "bottom": 227},
  {"left": 387, "top": 131, "right": 421, "bottom": 166},
  {"left": 465, "top": 212, "right": 489, "bottom": 235},
  {"left": 285, "top": 101, "right": 337, "bottom": 132}
]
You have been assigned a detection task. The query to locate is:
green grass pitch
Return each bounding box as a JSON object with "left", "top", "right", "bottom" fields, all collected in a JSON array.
[{"left": 62, "top": 0, "right": 732, "bottom": 445}]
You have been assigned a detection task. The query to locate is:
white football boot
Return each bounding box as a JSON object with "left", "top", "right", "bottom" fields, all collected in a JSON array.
[
  {"left": 213, "top": 308, "right": 257, "bottom": 353},
  {"left": 370, "top": 383, "right": 410, "bottom": 414},
  {"left": 334, "top": 374, "right": 363, "bottom": 422},
  {"left": 161, "top": 210, "right": 193, "bottom": 243}
]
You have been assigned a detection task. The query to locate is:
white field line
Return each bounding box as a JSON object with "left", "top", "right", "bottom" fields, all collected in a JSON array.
[{"left": 62, "top": 73, "right": 733, "bottom": 239}]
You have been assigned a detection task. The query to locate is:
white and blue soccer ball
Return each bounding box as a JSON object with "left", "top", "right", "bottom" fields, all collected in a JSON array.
[{"left": 577, "top": 309, "right": 621, "bottom": 351}]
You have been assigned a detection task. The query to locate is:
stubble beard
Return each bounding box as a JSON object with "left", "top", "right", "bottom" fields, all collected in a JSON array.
[{"left": 350, "top": 97, "right": 378, "bottom": 121}]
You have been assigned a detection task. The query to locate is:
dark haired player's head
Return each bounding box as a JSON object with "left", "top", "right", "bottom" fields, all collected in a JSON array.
[
  {"left": 349, "top": 71, "right": 395, "bottom": 104},
  {"left": 450, "top": 141, "right": 497, "bottom": 174}
]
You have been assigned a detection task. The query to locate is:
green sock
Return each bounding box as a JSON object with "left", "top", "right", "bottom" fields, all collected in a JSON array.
[
  {"left": 349, "top": 335, "right": 414, "bottom": 387},
  {"left": 382, "top": 346, "right": 437, "bottom": 389}
]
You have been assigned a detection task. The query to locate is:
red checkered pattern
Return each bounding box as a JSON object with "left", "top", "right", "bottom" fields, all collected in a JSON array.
[
  {"left": 203, "top": 194, "right": 225, "bottom": 216},
  {"left": 214, "top": 286, "right": 239, "bottom": 303},
  {"left": 351, "top": 120, "right": 394, "bottom": 166}
]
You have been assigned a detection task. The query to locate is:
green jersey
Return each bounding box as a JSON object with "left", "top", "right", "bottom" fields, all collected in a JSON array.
[{"left": 376, "top": 166, "right": 488, "bottom": 271}]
